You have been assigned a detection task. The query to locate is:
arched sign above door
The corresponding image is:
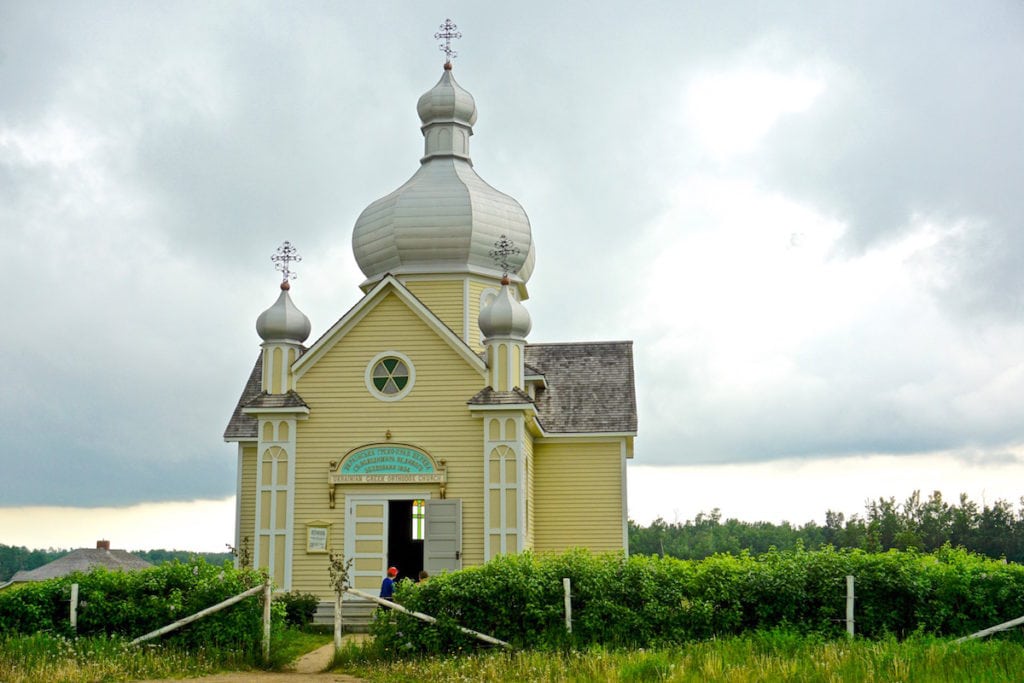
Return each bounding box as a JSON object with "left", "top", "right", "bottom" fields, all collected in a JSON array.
[{"left": 328, "top": 443, "right": 447, "bottom": 507}]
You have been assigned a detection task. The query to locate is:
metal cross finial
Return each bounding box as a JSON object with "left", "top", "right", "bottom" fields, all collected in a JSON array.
[
  {"left": 490, "top": 234, "right": 520, "bottom": 279},
  {"left": 271, "top": 241, "right": 302, "bottom": 282},
  {"left": 435, "top": 18, "right": 461, "bottom": 64}
]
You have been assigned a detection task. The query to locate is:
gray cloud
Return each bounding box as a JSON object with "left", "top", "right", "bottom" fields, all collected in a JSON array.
[
  {"left": 751, "top": 2, "right": 1024, "bottom": 320},
  {"left": 2, "top": 2, "right": 1023, "bottom": 507}
]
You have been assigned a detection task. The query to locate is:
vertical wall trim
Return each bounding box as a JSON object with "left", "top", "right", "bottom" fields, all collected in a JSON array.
[
  {"left": 279, "top": 346, "right": 288, "bottom": 393},
  {"left": 235, "top": 444, "right": 244, "bottom": 568},
  {"left": 517, "top": 415, "right": 527, "bottom": 552},
  {"left": 463, "top": 278, "right": 471, "bottom": 344},
  {"left": 621, "top": 439, "right": 629, "bottom": 555},
  {"left": 482, "top": 430, "right": 491, "bottom": 560},
  {"left": 284, "top": 419, "right": 297, "bottom": 590}
]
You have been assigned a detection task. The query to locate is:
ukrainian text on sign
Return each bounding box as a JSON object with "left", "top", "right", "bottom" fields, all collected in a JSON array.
[{"left": 330, "top": 443, "right": 445, "bottom": 484}]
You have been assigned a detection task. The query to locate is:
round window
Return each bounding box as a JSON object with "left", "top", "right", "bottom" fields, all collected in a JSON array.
[{"left": 365, "top": 351, "right": 415, "bottom": 401}]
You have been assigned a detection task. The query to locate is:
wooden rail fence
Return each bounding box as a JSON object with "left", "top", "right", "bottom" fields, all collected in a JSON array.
[{"left": 128, "top": 579, "right": 274, "bottom": 662}]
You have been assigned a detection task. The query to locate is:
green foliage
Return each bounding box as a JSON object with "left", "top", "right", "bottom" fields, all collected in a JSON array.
[
  {"left": 131, "top": 549, "right": 234, "bottom": 566},
  {"left": 0, "top": 559, "right": 283, "bottom": 656},
  {"left": 0, "top": 545, "right": 69, "bottom": 583},
  {"left": 369, "top": 547, "right": 1024, "bottom": 657},
  {"left": 629, "top": 490, "right": 1024, "bottom": 563},
  {"left": 275, "top": 590, "right": 319, "bottom": 627}
]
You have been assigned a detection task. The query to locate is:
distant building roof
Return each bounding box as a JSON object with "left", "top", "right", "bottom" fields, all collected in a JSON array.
[{"left": 6, "top": 546, "right": 152, "bottom": 585}]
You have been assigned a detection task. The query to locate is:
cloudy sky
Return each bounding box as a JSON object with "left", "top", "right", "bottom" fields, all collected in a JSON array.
[{"left": 3, "top": 2, "right": 1023, "bottom": 551}]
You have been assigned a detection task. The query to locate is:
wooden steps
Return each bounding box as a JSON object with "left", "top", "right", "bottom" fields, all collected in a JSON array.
[{"left": 312, "top": 598, "right": 377, "bottom": 633}]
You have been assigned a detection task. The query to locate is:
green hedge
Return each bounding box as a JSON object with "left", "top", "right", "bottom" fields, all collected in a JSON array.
[
  {"left": 372, "top": 546, "right": 1024, "bottom": 654},
  {"left": 0, "top": 560, "right": 283, "bottom": 653}
]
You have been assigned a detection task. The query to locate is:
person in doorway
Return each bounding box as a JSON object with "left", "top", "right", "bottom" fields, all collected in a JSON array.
[
  {"left": 417, "top": 570, "right": 429, "bottom": 582},
  {"left": 380, "top": 566, "right": 398, "bottom": 600}
]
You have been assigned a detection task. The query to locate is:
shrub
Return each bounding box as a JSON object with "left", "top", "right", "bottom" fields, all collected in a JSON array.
[
  {"left": 369, "top": 547, "right": 1024, "bottom": 656},
  {"left": 275, "top": 590, "right": 319, "bottom": 627},
  {"left": 0, "top": 559, "right": 284, "bottom": 655}
]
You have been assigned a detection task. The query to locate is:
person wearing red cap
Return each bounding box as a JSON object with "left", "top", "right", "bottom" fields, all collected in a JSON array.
[{"left": 380, "top": 566, "right": 398, "bottom": 600}]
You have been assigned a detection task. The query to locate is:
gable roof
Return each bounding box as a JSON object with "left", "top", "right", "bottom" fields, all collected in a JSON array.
[
  {"left": 525, "top": 341, "right": 637, "bottom": 434},
  {"left": 6, "top": 548, "right": 152, "bottom": 584},
  {"left": 293, "top": 275, "right": 487, "bottom": 378},
  {"left": 225, "top": 276, "right": 489, "bottom": 441}
]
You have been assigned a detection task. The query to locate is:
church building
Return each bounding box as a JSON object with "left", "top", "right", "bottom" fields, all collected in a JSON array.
[{"left": 224, "top": 55, "right": 637, "bottom": 598}]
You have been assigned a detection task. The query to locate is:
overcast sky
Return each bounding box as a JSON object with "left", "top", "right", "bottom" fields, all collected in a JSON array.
[{"left": 3, "top": 2, "right": 1023, "bottom": 551}]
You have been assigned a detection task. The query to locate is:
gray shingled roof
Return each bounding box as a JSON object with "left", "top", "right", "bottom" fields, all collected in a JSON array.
[
  {"left": 525, "top": 341, "right": 637, "bottom": 434},
  {"left": 226, "top": 341, "right": 637, "bottom": 439},
  {"left": 244, "top": 390, "right": 308, "bottom": 410},
  {"left": 224, "top": 354, "right": 262, "bottom": 440},
  {"left": 467, "top": 387, "right": 534, "bottom": 405},
  {"left": 7, "top": 548, "right": 152, "bottom": 583}
]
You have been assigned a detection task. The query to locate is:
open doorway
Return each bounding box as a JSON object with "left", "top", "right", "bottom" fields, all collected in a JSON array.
[{"left": 387, "top": 499, "right": 424, "bottom": 582}]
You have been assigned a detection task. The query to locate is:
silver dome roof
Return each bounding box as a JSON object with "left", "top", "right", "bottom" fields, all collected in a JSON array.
[
  {"left": 352, "top": 66, "right": 535, "bottom": 287},
  {"left": 256, "top": 283, "right": 311, "bottom": 344},
  {"left": 479, "top": 280, "right": 532, "bottom": 340}
]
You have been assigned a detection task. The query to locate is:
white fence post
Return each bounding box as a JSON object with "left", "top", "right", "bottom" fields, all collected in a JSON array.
[
  {"left": 846, "top": 575, "right": 855, "bottom": 638},
  {"left": 334, "top": 593, "right": 343, "bottom": 650},
  {"left": 69, "top": 583, "right": 79, "bottom": 631},
  {"left": 262, "top": 579, "right": 272, "bottom": 663},
  {"left": 563, "top": 578, "right": 572, "bottom": 634}
]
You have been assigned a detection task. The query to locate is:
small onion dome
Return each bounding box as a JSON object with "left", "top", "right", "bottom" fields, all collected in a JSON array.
[
  {"left": 479, "top": 279, "right": 532, "bottom": 340},
  {"left": 417, "top": 68, "right": 478, "bottom": 130},
  {"left": 256, "top": 281, "right": 311, "bottom": 343}
]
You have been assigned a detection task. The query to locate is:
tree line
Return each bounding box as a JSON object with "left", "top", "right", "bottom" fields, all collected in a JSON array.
[
  {"left": 0, "top": 546, "right": 232, "bottom": 583},
  {"left": 629, "top": 490, "right": 1024, "bottom": 562}
]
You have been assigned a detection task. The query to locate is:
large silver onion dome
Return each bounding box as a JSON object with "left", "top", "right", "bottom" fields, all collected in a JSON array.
[
  {"left": 352, "top": 65, "right": 536, "bottom": 287},
  {"left": 479, "top": 279, "right": 532, "bottom": 340},
  {"left": 256, "top": 282, "right": 311, "bottom": 344}
]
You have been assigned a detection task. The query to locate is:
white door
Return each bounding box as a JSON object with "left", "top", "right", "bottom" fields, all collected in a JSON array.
[
  {"left": 346, "top": 500, "right": 388, "bottom": 593},
  {"left": 424, "top": 498, "right": 462, "bottom": 576}
]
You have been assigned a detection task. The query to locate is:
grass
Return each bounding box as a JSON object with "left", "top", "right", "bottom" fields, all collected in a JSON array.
[
  {"left": 268, "top": 627, "right": 333, "bottom": 668},
  {"left": 0, "top": 632, "right": 239, "bottom": 683},
  {"left": 0, "top": 627, "right": 329, "bottom": 683},
  {"left": 4, "top": 629, "right": 1021, "bottom": 682},
  {"left": 334, "top": 631, "right": 1024, "bottom": 682}
]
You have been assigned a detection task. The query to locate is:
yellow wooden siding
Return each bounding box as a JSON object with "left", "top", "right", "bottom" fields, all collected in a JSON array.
[
  {"left": 533, "top": 439, "right": 624, "bottom": 553},
  {"left": 403, "top": 280, "right": 465, "bottom": 343},
  {"left": 467, "top": 280, "right": 492, "bottom": 353},
  {"left": 238, "top": 445, "right": 257, "bottom": 565},
  {"left": 287, "top": 292, "right": 486, "bottom": 597}
]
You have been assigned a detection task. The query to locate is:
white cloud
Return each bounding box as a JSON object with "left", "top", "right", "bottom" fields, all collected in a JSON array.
[{"left": 685, "top": 66, "right": 827, "bottom": 161}]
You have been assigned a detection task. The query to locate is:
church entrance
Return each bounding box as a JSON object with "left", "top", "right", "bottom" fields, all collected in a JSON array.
[
  {"left": 387, "top": 499, "right": 424, "bottom": 581},
  {"left": 345, "top": 494, "right": 462, "bottom": 592}
]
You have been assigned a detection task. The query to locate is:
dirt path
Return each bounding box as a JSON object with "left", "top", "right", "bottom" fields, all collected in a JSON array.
[{"left": 133, "top": 635, "right": 369, "bottom": 683}]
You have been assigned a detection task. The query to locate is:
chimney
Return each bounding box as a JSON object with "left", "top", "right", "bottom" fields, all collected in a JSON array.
[{"left": 96, "top": 540, "right": 110, "bottom": 550}]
